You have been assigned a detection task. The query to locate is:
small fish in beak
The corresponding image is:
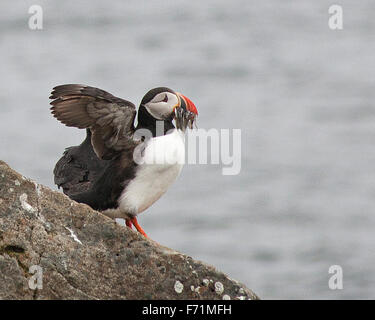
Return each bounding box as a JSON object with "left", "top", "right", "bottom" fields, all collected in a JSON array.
[{"left": 175, "top": 93, "right": 198, "bottom": 131}]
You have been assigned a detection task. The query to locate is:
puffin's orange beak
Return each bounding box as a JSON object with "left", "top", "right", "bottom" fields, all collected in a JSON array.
[
  {"left": 176, "top": 93, "right": 198, "bottom": 115},
  {"left": 175, "top": 93, "right": 198, "bottom": 130}
]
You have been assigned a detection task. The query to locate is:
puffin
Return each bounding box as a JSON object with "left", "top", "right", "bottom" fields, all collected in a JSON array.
[{"left": 50, "top": 84, "right": 198, "bottom": 237}]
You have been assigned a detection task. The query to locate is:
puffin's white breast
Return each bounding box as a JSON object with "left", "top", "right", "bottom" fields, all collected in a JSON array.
[{"left": 119, "top": 129, "right": 185, "bottom": 215}]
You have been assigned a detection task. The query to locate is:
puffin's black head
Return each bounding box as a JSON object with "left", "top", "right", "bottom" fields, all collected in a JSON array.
[{"left": 140, "top": 87, "right": 198, "bottom": 130}]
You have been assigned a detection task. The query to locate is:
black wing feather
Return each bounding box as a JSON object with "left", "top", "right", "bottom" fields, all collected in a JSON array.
[{"left": 50, "top": 84, "right": 138, "bottom": 160}]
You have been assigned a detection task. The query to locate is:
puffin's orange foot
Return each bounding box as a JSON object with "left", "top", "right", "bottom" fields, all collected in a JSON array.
[
  {"left": 130, "top": 217, "right": 148, "bottom": 238},
  {"left": 125, "top": 219, "right": 133, "bottom": 229}
]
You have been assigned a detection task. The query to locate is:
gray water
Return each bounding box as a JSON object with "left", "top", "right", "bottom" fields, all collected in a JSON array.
[{"left": 1, "top": 0, "right": 374, "bottom": 299}]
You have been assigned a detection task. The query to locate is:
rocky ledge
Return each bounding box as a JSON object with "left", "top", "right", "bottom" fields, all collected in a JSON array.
[{"left": 0, "top": 160, "right": 258, "bottom": 300}]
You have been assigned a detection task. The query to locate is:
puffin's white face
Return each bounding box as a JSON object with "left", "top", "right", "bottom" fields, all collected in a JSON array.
[{"left": 144, "top": 91, "right": 179, "bottom": 120}]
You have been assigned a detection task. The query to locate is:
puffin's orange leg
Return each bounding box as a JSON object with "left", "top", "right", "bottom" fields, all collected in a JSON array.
[
  {"left": 125, "top": 219, "right": 133, "bottom": 229},
  {"left": 131, "top": 217, "right": 148, "bottom": 238}
]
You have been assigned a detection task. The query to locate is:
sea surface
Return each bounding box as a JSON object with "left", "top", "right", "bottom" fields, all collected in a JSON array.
[{"left": 1, "top": 0, "right": 374, "bottom": 299}]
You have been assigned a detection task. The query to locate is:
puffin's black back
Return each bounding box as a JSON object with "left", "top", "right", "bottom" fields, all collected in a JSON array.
[{"left": 53, "top": 129, "right": 110, "bottom": 197}]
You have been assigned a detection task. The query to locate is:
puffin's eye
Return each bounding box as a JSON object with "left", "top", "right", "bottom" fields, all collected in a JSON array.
[{"left": 162, "top": 94, "right": 168, "bottom": 103}]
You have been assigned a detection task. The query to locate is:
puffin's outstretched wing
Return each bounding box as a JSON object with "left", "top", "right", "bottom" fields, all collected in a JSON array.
[
  {"left": 53, "top": 129, "right": 110, "bottom": 197},
  {"left": 50, "top": 84, "right": 137, "bottom": 160}
]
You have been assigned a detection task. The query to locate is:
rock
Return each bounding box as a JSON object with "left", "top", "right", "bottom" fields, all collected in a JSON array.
[{"left": 0, "top": 160, "right": 259, "bottom": 300}]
